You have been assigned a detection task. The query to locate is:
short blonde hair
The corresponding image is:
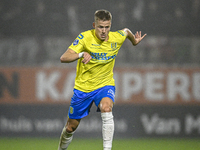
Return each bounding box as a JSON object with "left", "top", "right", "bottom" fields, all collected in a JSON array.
[{"left": 94, "top": 9, "right": 112, "bottom": 22}]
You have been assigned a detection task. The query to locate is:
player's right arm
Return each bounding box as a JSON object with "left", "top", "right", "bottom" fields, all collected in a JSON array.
[
  {"left": 60, "top": 48, "right": 92, "bottom": 64},
  {"left": 60, "top": 48, "right": 79, "bottom": 63}
]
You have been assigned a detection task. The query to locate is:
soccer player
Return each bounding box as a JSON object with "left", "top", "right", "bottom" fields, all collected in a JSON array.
[{"left": 58, "top": 9, "right": 146, "bottom": 150}]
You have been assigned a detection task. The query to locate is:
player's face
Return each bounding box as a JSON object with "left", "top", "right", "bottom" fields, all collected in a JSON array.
[{"left": 93, "top": 20, "right": 111, "bottom": 41}]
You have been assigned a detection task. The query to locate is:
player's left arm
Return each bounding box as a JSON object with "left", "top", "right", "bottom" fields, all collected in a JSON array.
[{"left": 122, "top": 28, "right": 147, "bottom": 46}]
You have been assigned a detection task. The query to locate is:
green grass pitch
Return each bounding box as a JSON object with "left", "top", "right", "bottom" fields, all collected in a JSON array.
[{"left": 0, "top": 138, "right": 200, "bottom": 150}]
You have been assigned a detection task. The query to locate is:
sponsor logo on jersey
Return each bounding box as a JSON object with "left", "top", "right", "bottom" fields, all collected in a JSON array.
[
  {"left": 78, "top": 34, "right": 84, "bottom": 39},
  {"left": 92, "top": 44, "right": 101, "bottom": 46},
  {"left": 90, "top": 43, "right": 102, "bottom": 49},
  {"left": 73, "top": 39, "right": 79, "bottom": 46},
  {"left": 90, "top": 52, "right": 116, "bottom": 61}
]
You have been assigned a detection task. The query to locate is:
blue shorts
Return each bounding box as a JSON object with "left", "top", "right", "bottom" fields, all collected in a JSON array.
[{"left": 68, "top": 86, "right": 115, "bottom": 119}]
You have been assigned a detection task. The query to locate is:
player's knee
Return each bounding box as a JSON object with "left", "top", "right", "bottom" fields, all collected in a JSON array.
[
  {"left": 65, "top": 119, "right": 80, "bottom": 133},
  {"left": 100, "top": 104, "right": 112, "bottom": 112},
  {"left": 99, "top": 98, "right": 114, "bottom": 113},
  {"left": 65, "top": 125, "right": 75, "bottom": 133},
  {"left": 104, "top": 106, "right": 112, "bottom": 112}
]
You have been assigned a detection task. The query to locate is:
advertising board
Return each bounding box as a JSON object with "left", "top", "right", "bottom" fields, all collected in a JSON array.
[
  {"left": 0, "top": 67, "right": 200, "bottom": 105},
  {"left": 0, "top": 104, "right": 199, "bottom": 138}
]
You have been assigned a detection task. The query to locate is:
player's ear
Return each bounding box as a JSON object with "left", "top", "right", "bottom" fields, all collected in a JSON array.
[{"left": 92, "top": 22, "right": 95, "bottom": 28}]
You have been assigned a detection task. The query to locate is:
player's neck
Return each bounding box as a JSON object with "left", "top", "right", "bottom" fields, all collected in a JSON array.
[{"left": 104, "top": 35, "right": 109, "bottom": 42}]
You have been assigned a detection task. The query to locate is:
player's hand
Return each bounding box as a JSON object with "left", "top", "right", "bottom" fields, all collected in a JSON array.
[
  {"left": 134, "top": 31, "right": 147, "bottom": 45},
  {"left": 82, "top": 52, "right": 92, "bottom": 64}
]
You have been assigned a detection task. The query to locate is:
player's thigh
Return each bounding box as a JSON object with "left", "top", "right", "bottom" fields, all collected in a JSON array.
[
  {"left": 99, "top": 97, "right": 114, "bottom": 112},
  {"left": 65, "top": 118, "right": 81, "bottom": 132}
]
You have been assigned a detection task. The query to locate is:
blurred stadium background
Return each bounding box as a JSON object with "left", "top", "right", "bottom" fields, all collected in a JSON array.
[{"left": 0, "top": 0, "right": 200, "bottom": 150}]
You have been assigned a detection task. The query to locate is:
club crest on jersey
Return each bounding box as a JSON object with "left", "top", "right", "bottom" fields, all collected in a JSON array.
[
  {"left": 73, "top": 39, "right": 79, "bottom": 46},
  {"left": 111, "top": 42, "right": 117, "bottom": 50}
]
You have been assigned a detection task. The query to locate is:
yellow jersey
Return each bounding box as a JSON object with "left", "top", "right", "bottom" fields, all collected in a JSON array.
[{"left": 69, "top": 29, "right": 127, "bottom": 92}]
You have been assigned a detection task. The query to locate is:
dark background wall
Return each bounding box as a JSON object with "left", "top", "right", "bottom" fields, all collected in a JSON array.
[
  {"left": 1, "top": 0, "right": 199, "bottom": 37},
  {"left": 0, "top": 0, "right": 200, "bottom": 67}
]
